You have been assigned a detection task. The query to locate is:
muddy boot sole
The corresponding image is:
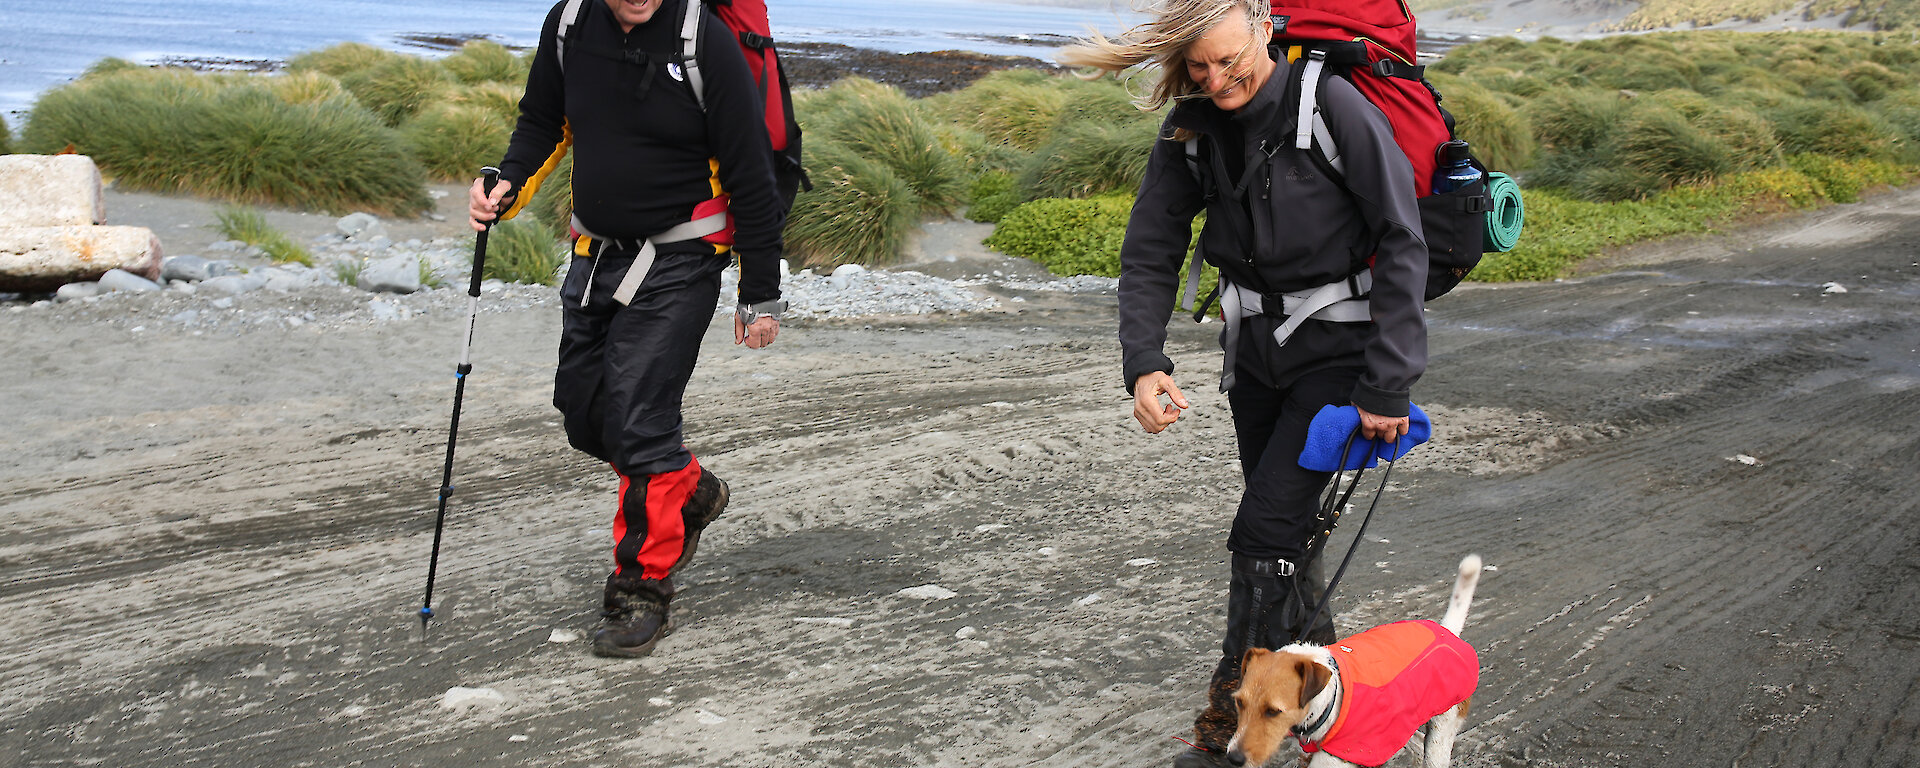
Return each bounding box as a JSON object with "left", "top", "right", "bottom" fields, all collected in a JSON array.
[
  {"left": 673, "top": 474, "right": 729, "bottom": 572},
  {"left": 591, "top": 615, "right": 675, "bottom": 658}
]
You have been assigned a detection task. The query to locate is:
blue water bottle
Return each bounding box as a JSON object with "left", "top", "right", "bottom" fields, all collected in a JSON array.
[{"left": 1432, "top": 139, "right": 1482, "bottom": 194}]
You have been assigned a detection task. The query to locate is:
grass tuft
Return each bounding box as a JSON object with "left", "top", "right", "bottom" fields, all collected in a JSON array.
[
  {"left": 339, "top": 56, "right": 452, "bottom": 126},
  {"left": 482, "top": 217, "right": 568, "bottom": 286},
  {"left": 440, "top": 40, "right": 528, "bottom": 86},
  {"left": 214, "top": 205, "right": 315, "bottom": 266},
  {"left": 783, "top": 140, "right": 920, "bottom": 269},
  {"left": 405, "top": 100, "right": 514, "bottom": 182},
  {"left": 1018, "top": 119, "right": 1159, "bottom": 200},
  {"left": 797, "top": 78, "right": 966, "bottom": 216}
]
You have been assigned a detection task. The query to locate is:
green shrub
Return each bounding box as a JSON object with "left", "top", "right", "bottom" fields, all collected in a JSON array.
[
  {"left": 440, "top": 40, "right": 528, "bottom": 85},
  {"left": 405, "top": 101, "right": 513, "bottom": 182},
  {"left": 1018, "top": 119, "right": 1158, "bottom": 199},
  {"left": 289, "top": 42, "right": 403, "bottom": 79},
  {"left": 983, "top": 196, "right": 1133, "bottom": 277},
  {"left": 0, "top": 115, "right": 9, "bottom": 154},
  {"left": 1432, "top": 75, "right": 1535, "bottom": 171},
  {"left": 784, "top": 140, "right": 919, "bottom": 268},
  {"left": 448, "top": 81, "right": 523, "bottom": 121},
  {"left": 936, "top": 123, "right": 1031, "bottom": 176},
  {"left": 214, "top": 205, "right": 315, "bottom": 266},
  {"left": 1786, "top": 153, "right": 1909, "bottom": 202},
  {"left": 22, "top": 66, "right": 428, "bottom": 215},
  {"left": 264, "top": 71, "right": 351, "bottom": 105},
  {"left": 967, "top": 171, "right": 1020, "bottom": 223},
  {"left": 482, "top": 216, "right": 568, "bottom": 285},
  {"left": 798, "top": 78, "right": 964, "bottom": 217},
  {"left": 339, "top": 56, "right": 452, "bottom": 126}
]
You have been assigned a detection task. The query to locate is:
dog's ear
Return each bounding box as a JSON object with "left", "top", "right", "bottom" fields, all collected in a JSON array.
[
  {"left": 1242, "top": 647, "right": 1269, "bottom": 670},
  {"left": 1296, "top": 659, "right": 1331, "bottom": 708}
]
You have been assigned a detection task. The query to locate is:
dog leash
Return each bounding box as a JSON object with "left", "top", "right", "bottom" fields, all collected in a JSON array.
[{"left": 1296, "top": 427, "right": 1401, "bottom": 640}]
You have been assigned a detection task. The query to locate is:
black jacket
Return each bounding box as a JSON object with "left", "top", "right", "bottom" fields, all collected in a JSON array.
[
  {"left": 1116, "top": 51, "right": 1427, "bottom": 417},
  {"left": 499, "top": 0, "right": 783, "bottom": 303}
]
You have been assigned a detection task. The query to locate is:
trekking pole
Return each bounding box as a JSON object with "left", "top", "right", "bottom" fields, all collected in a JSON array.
[{"left": 419, "top": 166, "right": 500, "bottom": 635}]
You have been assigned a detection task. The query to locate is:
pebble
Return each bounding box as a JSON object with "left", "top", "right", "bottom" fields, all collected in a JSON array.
[
  {"left": 897, "top": 584, "right": 957, "bottom": 600},
  {"left": 99, "top": 269, "right": 162, "bottom": 293},
  {"left": 440, "top": 686, "right": 505, "bottom": 709}
]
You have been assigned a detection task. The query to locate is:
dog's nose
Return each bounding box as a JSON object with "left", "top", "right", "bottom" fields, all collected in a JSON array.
[{"left": 1225, "top": 749, "right": 1246, "bottom": 767}]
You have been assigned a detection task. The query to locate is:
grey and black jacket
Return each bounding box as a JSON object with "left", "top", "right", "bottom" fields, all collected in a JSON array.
[{"left": 1116, "top": 50, "right": 1428, "bottom": 417}]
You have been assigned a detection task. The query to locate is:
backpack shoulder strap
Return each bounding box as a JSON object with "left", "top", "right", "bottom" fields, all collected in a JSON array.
[
  {"left": 1294, "top": 49, "right": 1346, "bottom": 178},
  {"left": 679, "top": 0, "right": 707, "bottom": 110},
  {"left": 555, "top": 0, "right": 590, "bottom": 74}
]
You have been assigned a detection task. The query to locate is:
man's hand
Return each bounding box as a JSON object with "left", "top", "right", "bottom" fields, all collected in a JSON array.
[
  {"left": 1355, "top": 404, "right": 1410, "bottom": 442},
  {"left": 1132, "top": 371, "right": 1189, "bottom": 434},
  {"left": 734, "top": 313, "right": 780, "bottom": 349},
  {"left": 468, "top": 176, "right": 516, "bottom": 232}
]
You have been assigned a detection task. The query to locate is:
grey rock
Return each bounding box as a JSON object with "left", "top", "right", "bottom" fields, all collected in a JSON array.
[
  {"left": 257, "top": 267, "right": 309, "bottom": 293},
  {"left": 169, "top": 281, "right": 197, "bottom": 295},
  {"left": 358, "top": 253, "right": 421, "bottom": 294},
  {"left": 365, "top": 235, "right": 394, "bottom": 251},
  {"left": 99, "top": 269, "right": 162, "bottom": 293},
  {"left": 161, "top": 254, "right": 215, "bottom": 282},
  {"left": 209, "top": 297, "right": 235, "bottom": 309},
  {"left": 205, "top": 259, "right": 239, "bottom": 278},
  {"left": 337, "top": 212, "right": 388, "bottom": 241},
  {"left": 56, "top": 281, "right": 102, "bottom": 301},
  {"left": 199, "top": 275, "right": 255, "bottom": 296}
]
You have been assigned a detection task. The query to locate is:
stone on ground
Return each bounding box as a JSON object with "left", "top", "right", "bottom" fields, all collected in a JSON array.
[
  {"left": 358, "top": 253, "right": 421, "bottom": 294},
  {"left": 0, "top": 226, "right": 162, "bottom": 292},
  {"left": 0, "top": 155, "right": 105, "bottom": 227}
]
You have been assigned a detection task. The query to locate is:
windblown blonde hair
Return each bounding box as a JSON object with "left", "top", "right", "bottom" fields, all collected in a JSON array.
[{"left": 1057, "top": 0, "right": 1271, "bottom": 113}]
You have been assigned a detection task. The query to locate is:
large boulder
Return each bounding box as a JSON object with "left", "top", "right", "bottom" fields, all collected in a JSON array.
[
  {"left": 358, "top": 252, "right": 421, "bottom": 294},
  {"left": 0, "top": 226, "right": 163, "bottom": 292},
  {"left": 0, "top": 155, "right": 106, "bottom": 227}
]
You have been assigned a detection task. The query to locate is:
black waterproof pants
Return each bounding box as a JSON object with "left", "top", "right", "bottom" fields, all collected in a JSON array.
[
  {"left": 1225, "top": 365, "right": 1365, "bottom": 560},
  {"left": 554, "top": 240, "right": 728, "bottom": 603}
]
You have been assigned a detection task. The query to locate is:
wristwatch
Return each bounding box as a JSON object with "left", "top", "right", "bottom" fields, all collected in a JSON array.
[{"left": 736, "top": 299, "right": 787, "bottom": 324}]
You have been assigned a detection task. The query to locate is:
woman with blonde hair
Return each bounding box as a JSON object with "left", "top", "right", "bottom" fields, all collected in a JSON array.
[{"left": 1062, "top": 1, "right": 1429, "bottom": 765}]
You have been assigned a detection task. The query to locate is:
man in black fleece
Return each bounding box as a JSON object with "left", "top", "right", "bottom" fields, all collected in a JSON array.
[{"left": 467, "top": 0, "right": 786, "bottom": 658}]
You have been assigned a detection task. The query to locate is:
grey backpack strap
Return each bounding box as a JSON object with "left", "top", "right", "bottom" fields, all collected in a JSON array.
[
  {"left": 1182, "top": 137, "right": 1205, "bottom": 313},
  {"left": 680, "top": 0, "right": 706, "bottom": 110},
  {"left": 555, "top": 0, "right": 589, "bottom": 74},
  {"left": 1294, "top": 50, "right": 1346, "bottom": 177}
]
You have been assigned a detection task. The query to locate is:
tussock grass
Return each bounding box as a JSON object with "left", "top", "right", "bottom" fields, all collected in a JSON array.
[
  {"left": 922, "top": 69, "right": 1071, "bottom": 151},
  {"left": 405, "top": 100, "right": 514, "bottom": 182},
  {"left": 339, "top": 56, "right": 452, "bottom": 126},
  {"left": 288, "top": 43, "right": 403, "bottom": 79},
  {"left": 797, "top": 78, "right": 965, "bottom": 216},
  {"left": 481, "top": 217, "right": 567, "bottom": 286},
  {"left": 784, "top": 140, "right": 919, "bottom": 269},
  {"left": 0, "top": 116, "right": 10, "bottom": 154},
  {"left": 441, "top": 40, "right": 528, "bottom": 86},
  {"left": 1018, "top": 119, "right": 1159, "bottom": 199},
  {"left": 22, "top": 67, "right": 428, "bottom": 215},
  {"left": 215, "top": 205, "right": 315, "bottom": 266}
]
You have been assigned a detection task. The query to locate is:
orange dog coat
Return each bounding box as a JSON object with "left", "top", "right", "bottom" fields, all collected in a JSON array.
[{"left": 1299, "top": 619, "right": 1478, "bottom": 766}]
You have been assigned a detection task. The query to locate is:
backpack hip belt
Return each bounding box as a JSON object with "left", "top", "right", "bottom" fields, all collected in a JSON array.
[
  {"left": 1217, "top": 272, "right": 1372, "bottom": 392},
  {"left": 573, "top": 208, "right": 729, "bottom": 307}
]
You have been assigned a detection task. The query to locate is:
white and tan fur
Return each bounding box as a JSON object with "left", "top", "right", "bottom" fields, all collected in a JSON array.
[{"left": 1224, "top": 555, "right": 1483, "bottom": 768}]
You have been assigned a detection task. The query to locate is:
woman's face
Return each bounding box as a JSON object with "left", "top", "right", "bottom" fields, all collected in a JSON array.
[{"left": 1184, "top": 9, "right": 1274, "bottom": 112}]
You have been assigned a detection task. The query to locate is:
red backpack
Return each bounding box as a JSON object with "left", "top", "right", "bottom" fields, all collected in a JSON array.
[{"left": 1270, "top": 0, "right": 1490, "bottom": 297}]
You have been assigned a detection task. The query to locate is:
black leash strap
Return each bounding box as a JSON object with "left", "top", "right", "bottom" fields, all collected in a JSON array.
[{"left": 1297, "top": 427, "right": 1401, "bottom": 639}]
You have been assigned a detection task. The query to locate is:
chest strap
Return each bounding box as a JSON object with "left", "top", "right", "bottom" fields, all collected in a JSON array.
[
  {"left": 1217, "top": 272, "right": 1373, "bottom": 392},
  {"left": 573, "top": 209, "right": 728, "bottom": 306}
]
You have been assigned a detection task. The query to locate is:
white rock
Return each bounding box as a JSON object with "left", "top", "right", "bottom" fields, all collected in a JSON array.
[
  {"left": 1822, "top": 282, "right": 1847, "bottom": 295},
  {"left": 440, "top": 686, "right": 505, "bottom": 709},
  {"left": 1074, "top": 593, "right": 1102, "bottom": 607},
  {"left": 897, "top": 584, "right": 957, "bottom": 600},
  {"left": 0, "top": 155, "right": 105, "bottom": 227},
  {"left": 793, "top": 617, "right": 855, "bottom": 627},
  {"left": 1038, "top": 547, "right": 1057, "bottom": 556},
  {"left": 508, "top": 735, "right": 529, "bottom": 743},
  {"left": 55, "top": 281, "right": 101, "bottom": 301},
  {"left": 1126, "top": 558, "right": 1159, "bottom": 567},
  {"left": 0, "top": 226, "right": 162, "bottom": 292},
  {"left": 648, "top": 697, "right": 672, "bottom": 706},
  {"left": 955, "top": 626, "right": 978, "bottom": 639},
  {"left": 831, "top": 263, "right": 867, "bottom": 277},
  {"left": 694, "top": 709, "right": 727, "bottom": 725},
  {"left": 1729, "top": 454, "right": 1761, "bottom": 466},
  {"left": 99, "top": 268, "right": 162, "bottom": 293},
  {"left": 973, "top": 523, "right": 1009, "bottom": 533},
  {"left": 547, "top": 628, "right": 582, "bottom": 643},
  {"left": 359, "top": 253, "right": 421, "bottom": 294}
]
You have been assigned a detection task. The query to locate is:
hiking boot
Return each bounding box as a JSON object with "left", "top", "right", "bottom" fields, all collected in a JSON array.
[
  {"left": 672, "top": 468, "right": 729, "bottom": 571},
  {"left": 594, "top": 574, "right": 674, "bottom": 658}
]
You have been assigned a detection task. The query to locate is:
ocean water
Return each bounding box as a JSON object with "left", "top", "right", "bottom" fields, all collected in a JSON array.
[{"left": 0, "top": 0, "right": 1140, "bottom": 121}]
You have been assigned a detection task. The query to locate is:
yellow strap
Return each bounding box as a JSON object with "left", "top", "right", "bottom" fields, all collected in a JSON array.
[{"left": 502, "top": 121, "right": 573, "bottom": 221}]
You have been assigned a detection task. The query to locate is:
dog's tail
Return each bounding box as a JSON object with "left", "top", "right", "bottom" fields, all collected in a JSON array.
[{"left": 1441, "top": 554, "right": 1483, "bottom": 636}]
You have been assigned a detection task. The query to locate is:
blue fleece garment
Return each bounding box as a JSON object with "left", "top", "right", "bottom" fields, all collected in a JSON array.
[{"left": 1298, "top": 404, "right": 1432, "bottom": 471}]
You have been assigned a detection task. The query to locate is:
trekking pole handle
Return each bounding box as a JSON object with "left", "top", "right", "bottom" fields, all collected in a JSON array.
[{"left": 469, "top": 167, "right": 502, "bottom": 298}]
